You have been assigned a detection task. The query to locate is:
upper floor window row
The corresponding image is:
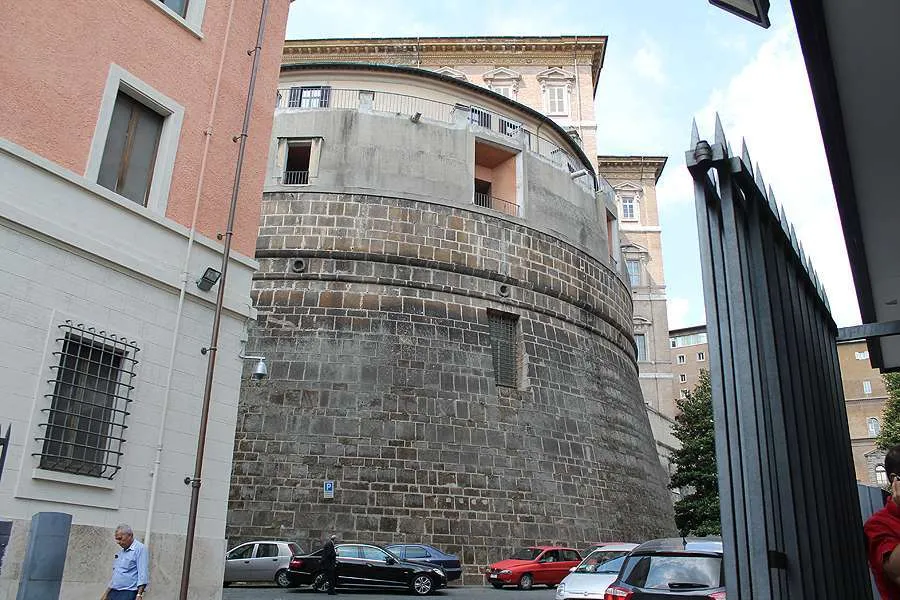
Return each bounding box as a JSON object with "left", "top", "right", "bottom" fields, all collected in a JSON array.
[{"left": 670, "top": 332, "right": 708, "bottom": 348}]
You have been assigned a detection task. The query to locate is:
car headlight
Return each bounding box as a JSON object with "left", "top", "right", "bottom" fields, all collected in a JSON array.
[
  {"left": 499, "top": 570, "right": 512, "bottom": 575},
  {"left": 556, "top": 583, "right": 565, "bottom": 597},
  {"left": 432, "top": 568, "right": 444, "bottom": 575}
]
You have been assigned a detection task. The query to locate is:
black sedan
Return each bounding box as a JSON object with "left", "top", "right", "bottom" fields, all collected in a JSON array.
[
  {"left": 288, "top": 543, "right": 448, "bottom": 595},
  {"left": 386, "top": 544, "right": 462, "bottom": 582}
]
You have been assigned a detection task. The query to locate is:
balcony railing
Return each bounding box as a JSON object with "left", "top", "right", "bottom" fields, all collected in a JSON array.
[
  {"left": 283, "top": 170, "right": 309, "bottom": 185},
  {"left": 474, "top": 192, "right": 520, "bottom": 217},
  {"left": 277, "top": 87, "right": 595, "bottom": 190}
]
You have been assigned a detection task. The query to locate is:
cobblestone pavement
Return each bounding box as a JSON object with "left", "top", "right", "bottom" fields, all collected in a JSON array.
[{"left": 222, "top": 583, "right": 559, "bottom": 600}]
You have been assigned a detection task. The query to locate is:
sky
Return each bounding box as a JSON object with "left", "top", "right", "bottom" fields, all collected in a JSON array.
[{"left": 284, "top": 0, "right": 860, "bottom": 329}]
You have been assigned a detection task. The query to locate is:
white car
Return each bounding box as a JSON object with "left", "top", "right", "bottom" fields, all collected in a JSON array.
[
  {"left": 224, "top": 540, "right": 303, "bottom": 588},
  {"left": 555, "top": 543, "right": 637, "bottom": 600}
]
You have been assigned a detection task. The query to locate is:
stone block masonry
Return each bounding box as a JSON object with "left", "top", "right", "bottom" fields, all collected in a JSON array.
[{"left": 227, "top": 192, "right": 675, "bottom": 583}]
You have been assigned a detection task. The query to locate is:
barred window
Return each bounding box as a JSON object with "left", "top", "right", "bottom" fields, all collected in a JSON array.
[
  {"left": 36, "top": 321, "right": 139, "bottom": 479},
  {"left": 488, "top": 311, "right": 519, "bottom": 387}
]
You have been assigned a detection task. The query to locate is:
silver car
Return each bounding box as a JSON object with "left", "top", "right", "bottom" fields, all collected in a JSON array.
[
  {"left": 224, "top": 540, "right": 303, "bottom": 588},
  {"left": 555, "top": 543, "right": 637, "bottom": 599}
]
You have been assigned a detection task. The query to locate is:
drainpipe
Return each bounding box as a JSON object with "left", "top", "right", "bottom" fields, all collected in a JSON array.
[
  {"left": 178, "top": 0, "right": 271, "bottom": 597},
  {"left": 142, "top": 0, "right": 238, "bottom": 551}
]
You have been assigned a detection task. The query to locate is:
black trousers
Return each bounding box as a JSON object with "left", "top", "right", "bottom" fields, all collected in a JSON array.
[{"left": 324, "top": 564, "right": 337, "bottom": 592}]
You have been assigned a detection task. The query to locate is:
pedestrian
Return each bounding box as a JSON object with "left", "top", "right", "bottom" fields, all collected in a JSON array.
[
  {"left": 322, "top": 534, "right": 338, "bottom": 595},
  {"left": 101, "top": 524, "right": 149, "bottom": 600},
  {"left": 865, "top": 444, "right": 900, "bottom": 599}
]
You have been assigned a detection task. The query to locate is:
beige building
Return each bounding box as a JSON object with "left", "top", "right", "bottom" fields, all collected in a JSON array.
[
  {"left": 838, "top": 340, "right": 889, "bottom": 486},
  {"left": 670, "top": 324, "right": 710, "bottom": 402},
  {"left": 279, "top": 36, "right": 678, "bottom": 470}
]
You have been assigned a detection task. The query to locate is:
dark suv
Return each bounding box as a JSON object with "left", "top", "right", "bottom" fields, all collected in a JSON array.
[
  {"left": 288, "top": 542, "right": 448, "bottom": 595},
  {"left": 603, "top": 538, "right": 725, "bottom": 599}
]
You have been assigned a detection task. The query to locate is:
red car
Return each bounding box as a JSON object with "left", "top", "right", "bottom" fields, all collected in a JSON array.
[{"left": 485, "top": 546, "right": 582, "bottom": 590}]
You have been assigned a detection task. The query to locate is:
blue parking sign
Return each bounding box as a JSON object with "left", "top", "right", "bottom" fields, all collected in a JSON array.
[{"left": 324, "top": 480, "right": 335, "bottom": 499}]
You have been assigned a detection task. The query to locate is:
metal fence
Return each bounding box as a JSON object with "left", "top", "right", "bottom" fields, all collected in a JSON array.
[
  {"left": 275, "top": 86, "right": 593, "bottom": 191},
  {"left": 474, "top": 192, "right": 520, "bottom": 217},
  {"left": 687, "top": 116, "right": 871, "bottom": 599}
]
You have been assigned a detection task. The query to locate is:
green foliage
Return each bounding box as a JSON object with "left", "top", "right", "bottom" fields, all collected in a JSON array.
[
  {"left": 669, "top": 370, "right": 721, "bottom": 536},
  {"left": 876, "top": 373, "right": 900, "bottom": 451}
]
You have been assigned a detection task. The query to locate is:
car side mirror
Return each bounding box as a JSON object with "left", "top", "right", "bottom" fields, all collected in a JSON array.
[{"left": 385, "top": 557, "right": 396, "bottom": 565}]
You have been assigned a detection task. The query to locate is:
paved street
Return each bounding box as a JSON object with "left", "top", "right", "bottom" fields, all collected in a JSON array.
[{"left": 222, "top": 584, "right": 559, "bottom": 600}]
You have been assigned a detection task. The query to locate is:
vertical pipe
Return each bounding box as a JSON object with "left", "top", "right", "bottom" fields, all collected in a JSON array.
[{"left": 177, "top": 0, "right": 271, "bottom": 597}]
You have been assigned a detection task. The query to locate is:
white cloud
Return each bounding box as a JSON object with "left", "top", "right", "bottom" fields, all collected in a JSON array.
[
  {"left": 694, "top": 23, "right": 861, "bottom": 327},
  {"left": 656, "top": 162, "right": 695, "bottom": 208},
  {"left": 667, "top": 297, "right": 692, "bottom": 330},
  {"left": 632, "top": 42, "right": 666, "bottom": 85}
]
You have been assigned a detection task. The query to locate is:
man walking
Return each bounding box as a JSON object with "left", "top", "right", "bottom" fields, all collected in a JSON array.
[
  {"left": 101, "top": 524, "right": 149, "bottom": 600},
  {"left": 322, "top": 534, "right": 338, "bottom": 595},
  {"left": 865, "top": 444, "right": 900, "bottom": 599}
]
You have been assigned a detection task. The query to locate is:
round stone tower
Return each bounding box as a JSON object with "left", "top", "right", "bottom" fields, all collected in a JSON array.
[{"left": 228, "top": 63, "right": 675, "bottom": 582}]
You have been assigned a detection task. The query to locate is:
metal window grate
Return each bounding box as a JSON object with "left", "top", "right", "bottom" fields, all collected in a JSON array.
[
  {"left": 34, "top": 321, "right": 139, "bottom": 479},
  {"left": 488, "top": 311, "right": 519, "bottom": 387}
]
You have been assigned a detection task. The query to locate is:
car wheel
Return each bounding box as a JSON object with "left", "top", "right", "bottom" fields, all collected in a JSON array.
[
  {"left": 490, "top": 582, "right": 504, "bottom": 589},
  {"left": 275, "top": 569, "right": 292, "bottom": 588},
  {"left": 411, "top": 574, "right": 434, "bottom": 595},
  {"left": 313, "top": 572, "right": 328, "bottom": 592},
  {"left": 518, "top": 573, "right": 534, "bottom": 590}
]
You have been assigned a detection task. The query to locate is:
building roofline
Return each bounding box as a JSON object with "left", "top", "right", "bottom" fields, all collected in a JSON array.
[
  {"left": 597, "top": 155, "right": 668, "bottom": 182},
  {"left": 282, "top": 36, "right": 608, "bottom": 94},
  {"left": 280, "top": 61, "right": 597, "bottom": 182},
  {"left": 669, "top": 324, "right": 707, "bottom": 336}
]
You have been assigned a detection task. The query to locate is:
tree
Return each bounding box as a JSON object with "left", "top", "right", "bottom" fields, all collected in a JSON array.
[
  {"left": 876, "top": 373, "right": 900, "bottom": 451},
  {"left": 669, "top": 370, "right": 721, "bottom": 536}
]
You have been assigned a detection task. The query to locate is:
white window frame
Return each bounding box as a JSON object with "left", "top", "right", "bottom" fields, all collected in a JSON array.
[
  {"left": 876, "top": 465, "right": 889, "bottom": 486},
  {"left": 679, "top": 373, "right": 687, "bottom": 383},
  {"left": 86, "top": 64, "right": 184, "bottom": 216},
  {"left": 143, "top": 0, "right": 207, "bottom": 38},
  {"left": 634, "top": 334, "right": 647, "bottom": 362},
  {"left": 274, "top": 137, "right": 323, "bottom": 185},
  {"left": 680, "top": 389, "right": 688, "bottom": 399},
  {"left": 697, "top": 351, "right": 706, "bottom": 362},
  {"left": 863, "top": 380, "right": 873, "bottom": 395},
  {"left": 545, "top": 84, "right": 569, "bottom": 116},
  {"left": 491, "top": 85, "right": 514, "bottom": 99},
  {"left": 626, "top": 259, "right": 641, "bottom": 287},
  {"left": 677, "top": 354, "right": 686, "bottom": 365},
  {"left": 620, "top": 193, "right": 639, "bottom": 221}
]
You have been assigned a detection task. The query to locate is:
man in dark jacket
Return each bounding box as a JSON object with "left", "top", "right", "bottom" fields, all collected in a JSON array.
[{"left": 322, "top": 534, "right": 338, "bottom": 595}]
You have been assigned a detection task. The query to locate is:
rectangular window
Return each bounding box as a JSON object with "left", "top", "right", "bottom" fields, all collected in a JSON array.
[
  {"left": 868, "top": 418, "right": 881, "bottom": 437},
  {"left": 284, "top": 140, "right": 312, "bottom": 185},
  {"left": 677, "top": 354, "right": 686, "bottom": 365},
  {"left": 635, "top": 334, "right": 647, "bottom": 362},
  {"left": 37, "top": 321, "right": 138, "bottom": 479},
  {"left": 621, "top": 194, "right": 636, "bottom": 220},
  {"left": 546, "top": 85, "right": 567, "bottom": 114},
  {"left": 679, "top": 373, "right": 687, "bottom": 383},
  {"left": 474, "top": 179, "right": 492, "bottom": 208},
  {"left": 626, "top": 259, "right": 641, "bottom": 287},
  {"left": 491, "top": 85, "right": 513, "bottom": 98},
  {"left": 863, "top": 380, "right": 873, "bottom": 395},
  {"left": 697, "top": 351, "right": 706, "bottom": 361},
  {"left": 97, "top": 91, "right": 164, "bottom": 206},
  {"left": 680, "top": 389, "right": 688, "bottom": 399},
  {"left": 288, "top": 86, "right": 331, "bottom": 108},
  {"left": 158, "top": 0, "right": 188, "bottom": 17},
  {"left": 670, "top": 338, "right": 677, "bottom": 348},
  {"left": 856, "top": 351, "right": 870, "bottom": 360},
  {"left": 488, "top": 311, "right": 519, "bottom": 387}
]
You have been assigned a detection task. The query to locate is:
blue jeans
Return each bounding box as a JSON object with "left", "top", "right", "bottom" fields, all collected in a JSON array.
[{"left": 108, "top": 590, "right": 138, "bottom": 600}]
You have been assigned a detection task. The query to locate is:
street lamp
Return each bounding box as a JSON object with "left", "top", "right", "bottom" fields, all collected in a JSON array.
[{"left": 708, "top": 0, "right": 771, "bottom": 28}]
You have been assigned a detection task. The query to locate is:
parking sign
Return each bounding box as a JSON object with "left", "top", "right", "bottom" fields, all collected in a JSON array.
[{"left": 324, "top": 480, "right": 335, "bottom": 499}]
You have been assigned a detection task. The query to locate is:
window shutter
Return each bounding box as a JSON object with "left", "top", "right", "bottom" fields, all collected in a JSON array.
[{"left": 488, "top": 311, "right": 518, "bottom": 387}]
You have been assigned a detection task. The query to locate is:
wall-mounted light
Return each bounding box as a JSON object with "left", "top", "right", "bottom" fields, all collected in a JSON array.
[
  {"left": 410, "top": 112, "right": 422, "bottom": 124},
  {"left": 196, "top": 267, "right": 221, "bottom": 292},
  {"left": 709, "top": 0, "right": 770, "bottom": 28},
  {"left": 570, "top": 169, "right": 589, "bottom": 180}
]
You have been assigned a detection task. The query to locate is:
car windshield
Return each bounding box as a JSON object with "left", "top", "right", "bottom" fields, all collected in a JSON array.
[
  {"left": 575, "top": 554, "right": 627, "bottom": 574},
  {"left": 510, "top": 547, "right": 542, "bottom": 560},
  {"left": 621, "top": 554, "right": 723, "bottom": 590}
]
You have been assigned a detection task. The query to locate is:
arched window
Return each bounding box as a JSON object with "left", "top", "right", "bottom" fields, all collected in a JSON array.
[
  {"left": 868, "top": 417, "right": 881, "bottom": 437},
  {"left": 876, "top": 464, "right": 889, "bottom": 486}
]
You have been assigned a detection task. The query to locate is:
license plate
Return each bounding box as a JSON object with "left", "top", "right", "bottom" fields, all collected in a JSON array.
[{"left": 489, "top": 574, "right": 497, "bottom": 579}]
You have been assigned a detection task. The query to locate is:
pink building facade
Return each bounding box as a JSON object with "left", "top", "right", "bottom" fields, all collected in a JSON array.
[{"left": 0, "top": 1, "right": 289, "bottom": 598}]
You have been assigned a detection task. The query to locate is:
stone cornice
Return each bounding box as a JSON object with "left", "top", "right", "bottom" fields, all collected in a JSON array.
[
  {"left": 597, "top": 155, "right": 668, "bottom": 182},
  {"left": 283, "top": 36, "right": 607, "bottom": 91}
]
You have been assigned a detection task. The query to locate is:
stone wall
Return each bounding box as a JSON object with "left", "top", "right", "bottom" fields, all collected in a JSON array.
[{"left": 227, "top": 192, "right": 676, "bottom": 583}]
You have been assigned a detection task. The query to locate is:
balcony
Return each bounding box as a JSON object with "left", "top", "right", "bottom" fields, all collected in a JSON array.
[
  {"left": 474, "top": 192, "right": 519, "bottom": 217},
  {"left": 276, "top": 86, "right": 595, "bottom": 192}
]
